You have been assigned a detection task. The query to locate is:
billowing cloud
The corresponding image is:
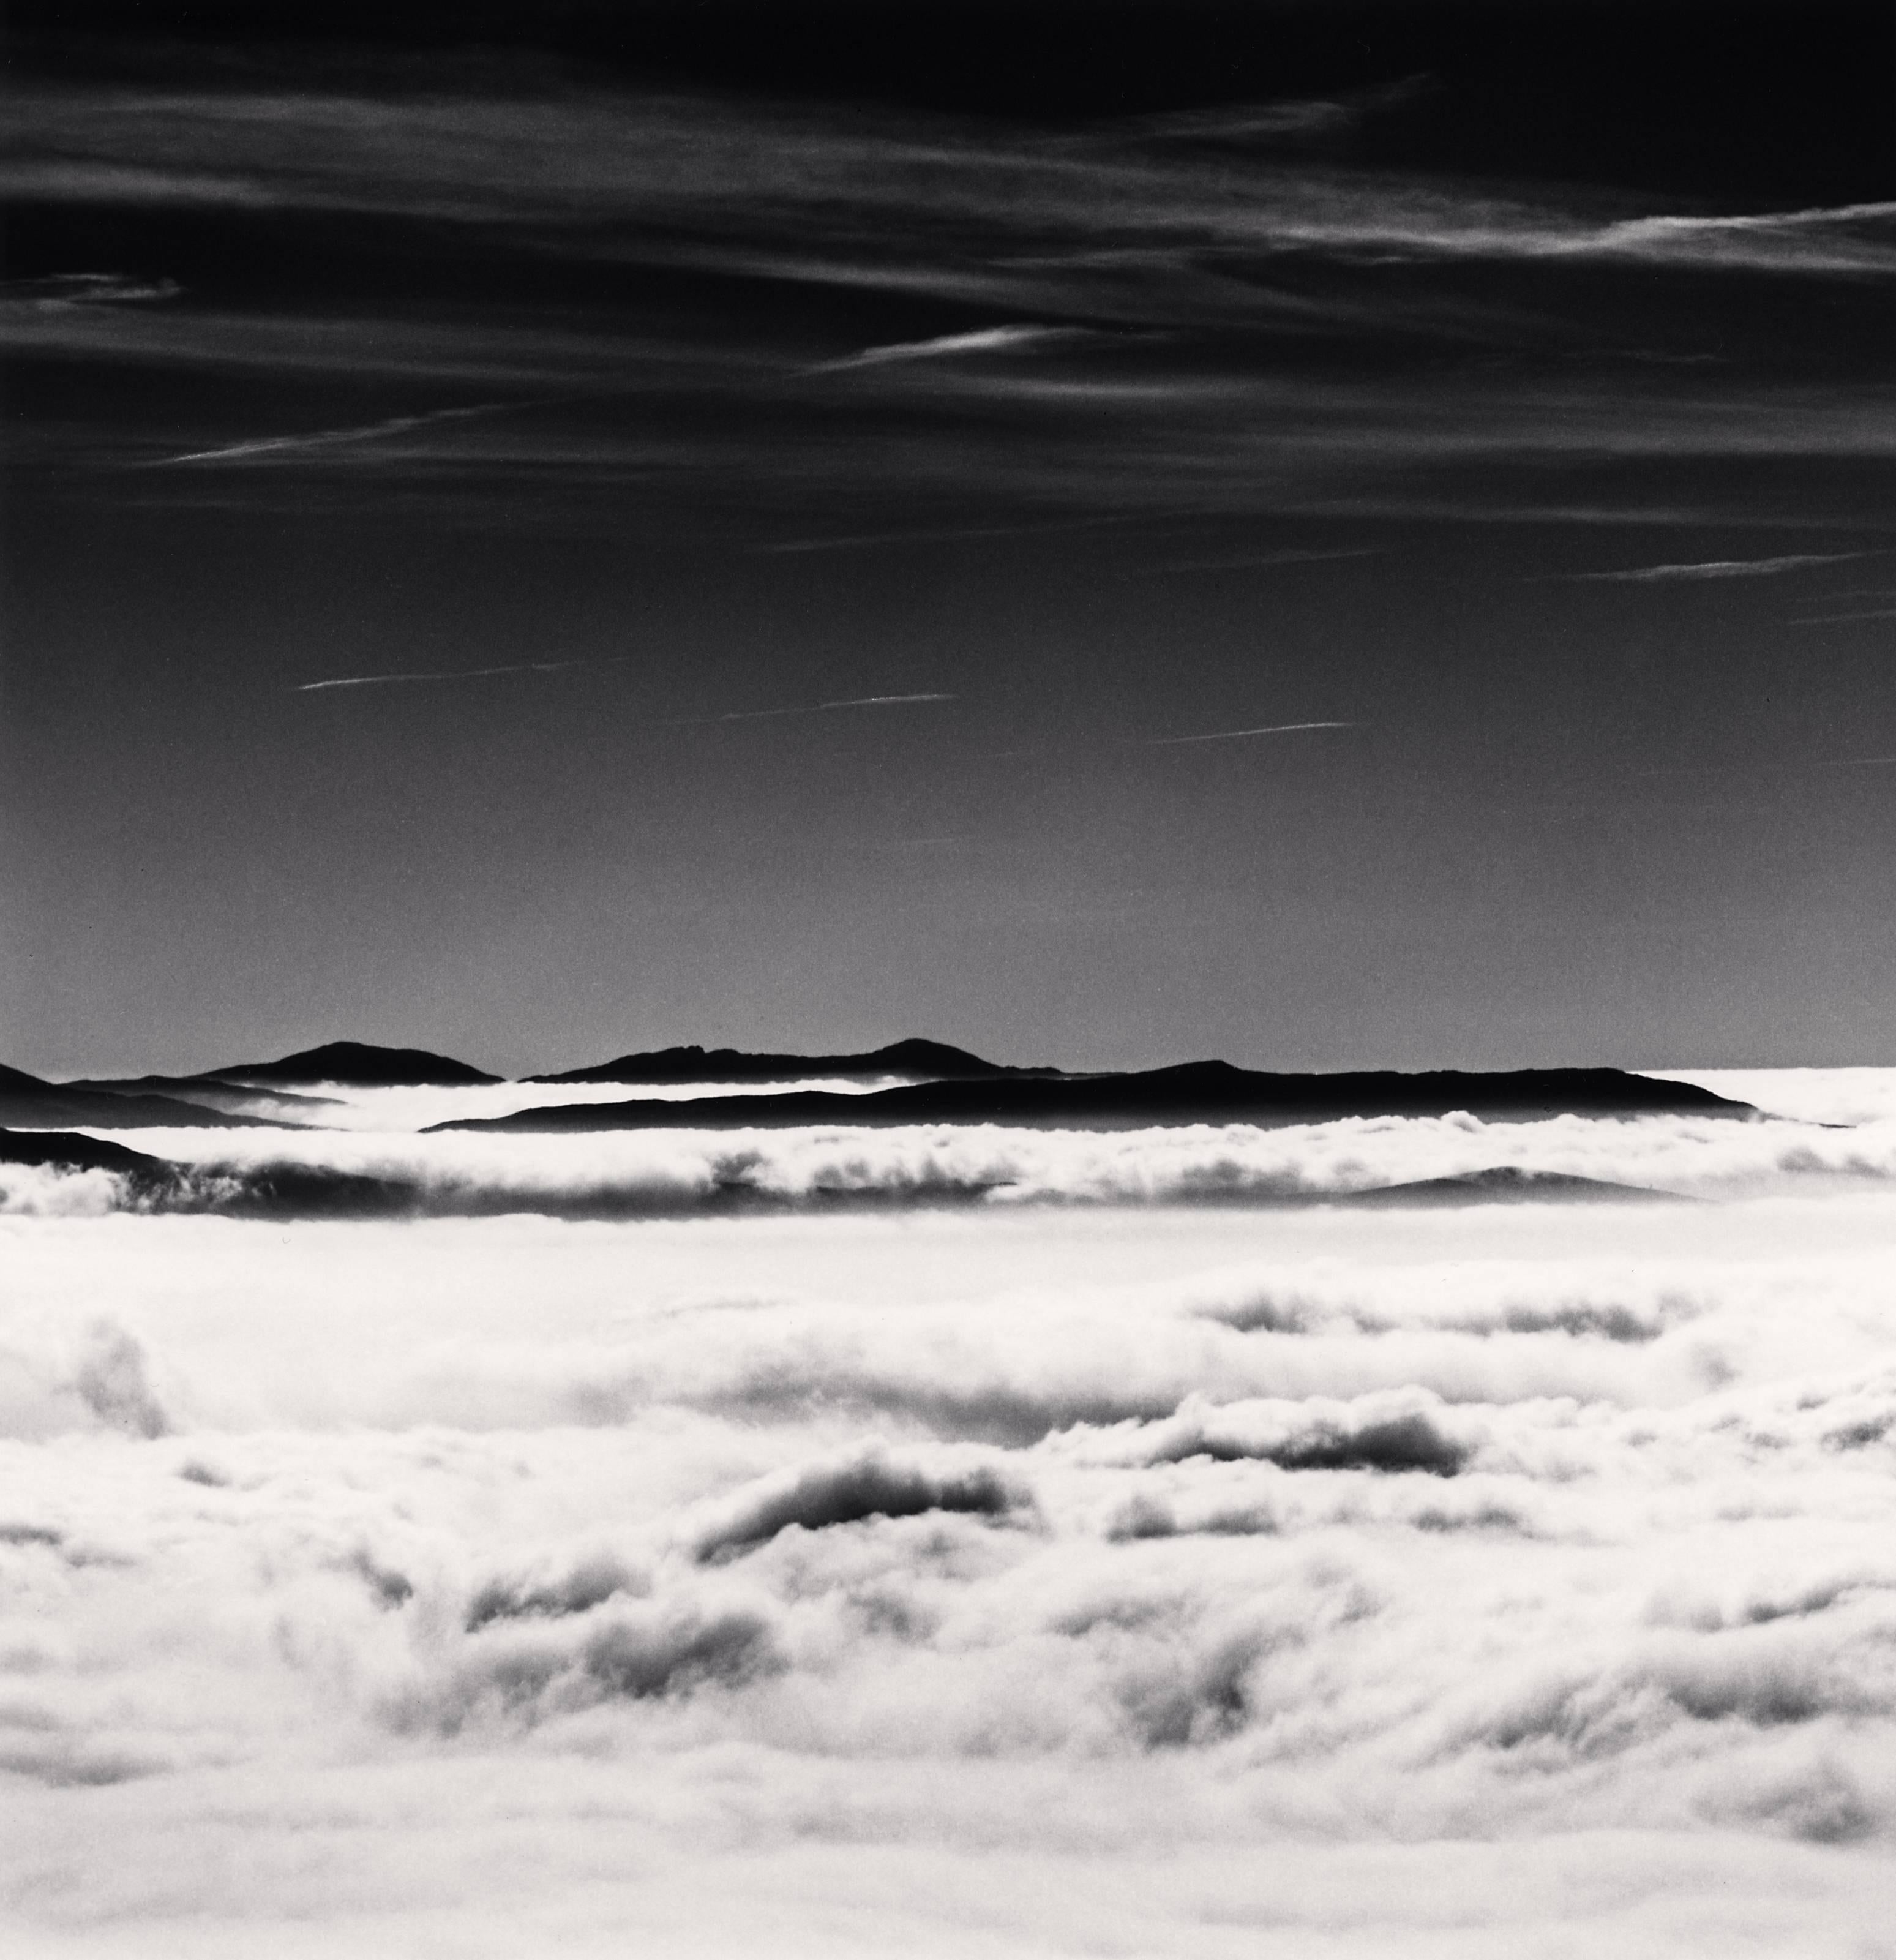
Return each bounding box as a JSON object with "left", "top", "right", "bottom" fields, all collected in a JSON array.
[
  {"left": 689, "top": 1445, "right": 1029, "bottom": 1562},
  {"left": 4, "top": 1093, "right": 1896, "bottom": 1948},
  {"left": 13, "top": 1076, "right": 1896, "bottom": 1223},
  {"left": 1076, "top": 1386, "right": 1475, "bottom": 1474}
]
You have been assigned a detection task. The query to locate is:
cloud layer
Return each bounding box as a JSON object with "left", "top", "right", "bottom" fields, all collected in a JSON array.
[
  {"left": 5, "top": 1084, "right": 1896, "bottom": 1950},
  {"left": 7, "top": 1068, "right": 1896, "bottom": 1220}
]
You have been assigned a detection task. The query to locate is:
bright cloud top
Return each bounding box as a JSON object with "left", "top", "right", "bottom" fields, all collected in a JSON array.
[
  {"left": 6, "top": 1096, "right": 1894, "bottom": 1223},
  {"left": 4, "top": 1099, "right": 1896, "bottom": 1952}
]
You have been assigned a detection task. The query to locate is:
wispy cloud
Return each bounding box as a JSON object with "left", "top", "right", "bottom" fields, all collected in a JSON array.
[
  {"left": 7, "top": 70, "right": 1892, "bottom": 535},
  {"left": 1560, "top": 552, "right": 1875, "bottom": 583},
  {"left": 160, "top": 404, "right": 511, "bottom": 466},
  {"left": 1140, "top": 720, "right": 1359, "bottom": 746},
  {"left": 1145, "top": 547, "right": 1383, "bottom": 574},
  {"left": 1591, "top": 200, "right": 1896, "bottom": 275},
  {"left": 15, "top": 86, "right": 1896, "bottom": 284},
  {"left": 759, "top": 524, "right": 1044, "bottom": 555},
  {"left": 1123, "top": 75, "right": 1437, "bottom": 149},
  {"left": 294, "top": 656, "right": 628, "bottom": 693},
  {"left": 9, "top": 82, "right": 1893, "bottom": 317},
  {"left": 757, "top": 514, "right": 1159, "bottom": 555},
  {"left": 3, "top": 271, "right": 182, "bottom": 308},
  {"left": 811, "top": 325, "right": 1085, "bottom": 374}
]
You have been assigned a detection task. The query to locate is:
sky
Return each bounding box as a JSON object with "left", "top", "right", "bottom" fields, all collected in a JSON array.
[{"left": 2, "top": 0, "right": 1893, "bottom": 1079}]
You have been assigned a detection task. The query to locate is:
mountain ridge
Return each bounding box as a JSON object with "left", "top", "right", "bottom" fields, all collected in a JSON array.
[
  {"left": 529, "top": 1038, "right": 1057, "bottom": 1085},
  {"left": 1333, "top": 1165, "right": 1690, "bottom": 1207},
  {"left": 62, "top": 1075, "right": 343, "bottom": 1121},
  {"left": 431, "top": 1062, "right": 1758, "bottom": 1133},
  {"left": 0, "top": 1062, "right": 292, "bottom": 1130}
]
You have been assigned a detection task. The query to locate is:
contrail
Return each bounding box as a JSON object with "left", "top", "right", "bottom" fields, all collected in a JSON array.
[
  {"left": 159, "top": 403, "right": 509, "bottom": 466},
  {"left": 1558, "top": 551, "right": 1873, "bottom": 583},
  {"left": 667, "top": 693, "right": 957, "bottom": 724},
  {"left": 1789, "top": 607, "right": 1896, "bottom": 625},
  {"left": 294, "top": 656, "right": 629, "bottom": 693},
  {"left": 1141, "top": 719, "right": 1358, "bottom": 746},
  {"left": 826, "top": 693, "right": 956, "bottom": 709},
  {"left": 294, "top": 669, "right": 951, "bottom": 708}
]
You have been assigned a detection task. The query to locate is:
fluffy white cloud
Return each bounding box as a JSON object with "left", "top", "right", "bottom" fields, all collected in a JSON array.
[
  {"left": 4, "top": 1091, "right": 1896, "bottom": 1951},
  {"left": 12, "top": 1081, "right": 1896, "bottom": 1225},
  {"left": 1650, "top": 1067, "right": 1896, "bottom": 1127}
]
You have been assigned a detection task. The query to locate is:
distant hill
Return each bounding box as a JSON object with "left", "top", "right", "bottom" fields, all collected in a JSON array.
[
  {"left": 432, "top": 1062, "right": 1758, "bottom": 1133},
  {"left": 0, "top": 1127, "right": 178, "bottom": 1182},
  {"left": 529, "top": 1038, "right": 1054, "bottom": 1086},
  {"left": 62, "top": 1075, "right": 342, "bottom": 1122},
  {"left": 214, "top": 1042, "right": 499, "bottom": 1087},
  {"left": 1334, "top": 1166, "right": 1690, "bottom": 1206},
  {"left": 0, "top": 1062, "right": 283, "bottom": 1130}
]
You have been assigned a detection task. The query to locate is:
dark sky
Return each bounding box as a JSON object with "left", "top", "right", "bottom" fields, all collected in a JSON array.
[{"left": 4, "top": 1, "right": 1893, "bottom": 1077}]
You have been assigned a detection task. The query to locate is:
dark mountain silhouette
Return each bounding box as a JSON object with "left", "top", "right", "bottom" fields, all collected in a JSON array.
[
  {"left": 0, "top": 1062, "right": 283, "bottom": 1130},
  {"left": 529, "top": 1037, "right": 1054, "bottom": 1085},
  {"left": 62, "top": 1075, "right": 342, "bottom": 1121},
  {"left": 214, "top": 1042, "right": 499, "bottom": 1086},
  {"left": 0, "top": 1127, "right": 178, "bottom": 1183},
  {"left": 1335, "top": 1165, "right": 1690, "bottom": 1206},
  {"left": 431, "top": 1062, "right": 1757, "bottom": 1133}
]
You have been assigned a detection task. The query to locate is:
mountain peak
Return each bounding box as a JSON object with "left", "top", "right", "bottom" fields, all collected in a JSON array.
[{"left": 215, "top": 1042, "right": 498, "bottom": 1087}]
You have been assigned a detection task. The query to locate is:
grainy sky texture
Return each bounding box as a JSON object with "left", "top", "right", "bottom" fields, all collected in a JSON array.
[{"left": 2, "top": 1, "right": 1892, "bottom": 1076}]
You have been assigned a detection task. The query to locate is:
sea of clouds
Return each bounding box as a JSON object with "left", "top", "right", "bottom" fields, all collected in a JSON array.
[
  {"left": 9, "top": 1071, "right": 1896, "bottom": 1224},
  {"left": 4, "top": 1072, "right": 1895, "bottom": 1954}
]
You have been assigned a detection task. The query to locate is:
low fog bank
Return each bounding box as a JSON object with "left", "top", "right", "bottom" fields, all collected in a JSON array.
[
  {"left": 1646, "top": 1067, "right": 1896, "bottom": 1127},
  {"left": 7, "top": 1098, "right": 1896, "bottom": 1220},
  {"left": 3, "top": 1190, "right": 1896, "bottom": 1950}
]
